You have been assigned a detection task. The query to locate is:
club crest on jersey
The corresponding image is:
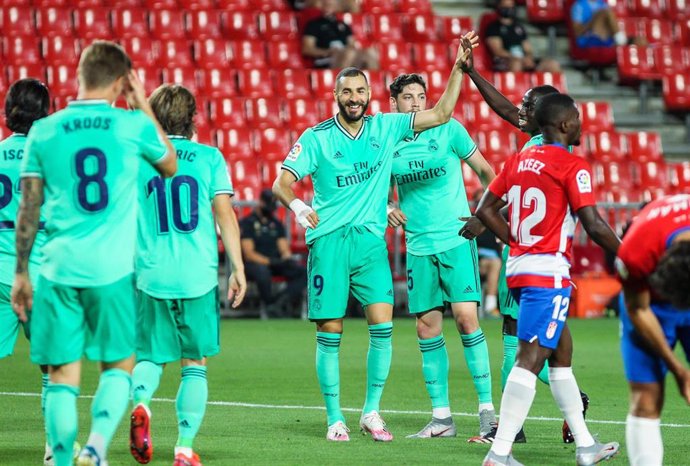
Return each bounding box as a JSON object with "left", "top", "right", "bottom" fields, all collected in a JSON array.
[
  {"left": 286, "top": 143, "right": 302, "bottom": 162},
  {"left": 546, "top": 321, "right": 558, "bottom": 339},
  {"left": 369, "top": 137, "right": 380, "bottom": 149},
  {"left": 576, "top": 169, "right": 592, "bottom": 193},
  {"left": 428, "top": 139, "right": 439, "bottom": 152},
  {"left": 393, "top": 151, "right": 401, "bottom": 158}
]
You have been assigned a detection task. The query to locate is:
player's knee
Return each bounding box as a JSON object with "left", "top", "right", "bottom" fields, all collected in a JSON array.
[{"left": 415, "top": 316, "right": 442, "bottom": 340}]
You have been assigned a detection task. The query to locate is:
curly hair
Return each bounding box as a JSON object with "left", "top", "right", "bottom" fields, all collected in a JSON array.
[
  {"left": 4, "top": 78, "right": 50, "bottom": 134},
  {"left": 649, "top": 240, "right": 690, "bottom": 310},
  {"left": 389, "top": 74, "right": 427, "bottom": 99}
]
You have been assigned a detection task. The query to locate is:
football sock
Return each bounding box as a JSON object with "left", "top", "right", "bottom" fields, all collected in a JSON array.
[
  {"left": 45, "top": 383, "right": 79, "bottom": 466},
  {"left": 418, "top": 335, "right": 450, "bottom": 413},
  {"left": 87, "top": 368, "right": 132, "bottom": 460},
  {"left": 548, "top": 367, "right": 594, "bottom": 447},
  {"left": 461, "top": 329, "right": 493, "bottom": 404},
  {"left": 316, "top": 332, "right": 344, "bottom": 425},
  {"left": 492, "top": 367, "right": 536, "bottom": 456},
  {"left": 626, "top": 414, "right": 662, "bottom": 466},
  {"left": 132, "top": 360, "right": 164, "bottom": 406},
  {"left": 363, "top": 322, "right": 393, "bottom": 414},
  {"left": 176, "top": 366, "right": 208, "bottom": 448},
  {"left": 501, "top": 334, "right": 517, "bottom": 391},
  {"left": 41, "top": 373, "right": 51, "bottom": 445}
]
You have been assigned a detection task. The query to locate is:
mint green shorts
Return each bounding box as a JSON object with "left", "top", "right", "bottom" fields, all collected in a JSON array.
[
  {"left": 136, "top": 287, "right": 220, "bottom": 364},
  {"left": 407, "top": 241, "right": 482, "bottom": 314},
  {"left": 498, "top": 246, "right": 519, "bottom": 319},
  {"left": 0, "top": 283, "right": 30, "bottom": 358},
  {"left": 30, "top": 274, "right": 136, "bottom": 365},
  {"left": 307, "top": 226, "right": 393, "bottom": 320}
]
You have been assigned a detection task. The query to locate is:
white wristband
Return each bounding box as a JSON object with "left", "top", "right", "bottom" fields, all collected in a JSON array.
[
  {"left": 289, "top": 198, "right": 314, "bottom": 228},
  {"left": 289, "top": 198, "right": 309, "bottom": 213}
]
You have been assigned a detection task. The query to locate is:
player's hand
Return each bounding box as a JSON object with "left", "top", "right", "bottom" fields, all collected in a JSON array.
[
  {"left": 672, "top": 367, "right": 690, "bottom": 405},
  {"left": 458, "top": 216, "right": 485, "bottom": 240},
  {"left": 228, "top": 270, "right": 247, "bottom": 309},
  {"left": 454, "top": 31, "right": 479, "bottom": 70},
  {"left": 459, "top": 36, "right": 475, "bottom": 73},
  {"left": 10, "top": 273, "right": 33, "bottom": 323},
  {"left": 387, "top": 207, "right": 407, "bottom": 228},
  {"left": 295, "top": 207, "right": 319, "bottom": 229},
  {"left": 123, "top": 70, "right": 149, "bottom": 110}
]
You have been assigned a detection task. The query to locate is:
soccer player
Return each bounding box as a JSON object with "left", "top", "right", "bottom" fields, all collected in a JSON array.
[
  {"left": 615, "top": 194, "right": 690, "bottom": 466},
  {"left": 11, "top": 41, "right": 177, "bottom": 466},
  {"left": 476, "top": 93, "right": 621, "bottom": 466},
  {"left": 272, "top": 33, "right": 478, "bottom": 442},
  {"left": 128, "top": 84, "right": 246, "bottom": 466},
  {"left": 385, "top": 73, "right": 498, "bottom": 439},
  {"left": 458, "top": 46, "right": 590, "bottom": 444}
]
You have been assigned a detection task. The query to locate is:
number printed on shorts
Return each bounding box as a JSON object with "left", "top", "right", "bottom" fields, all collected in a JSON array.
[
  {"left": 313, "top": 274, "right": 324, "bottom": 296},
  {"left": 507, "top": 185, "right": 546, "bottom": 246},
  {"left": 407, "top": 268, "right": 414, "bottom": 290},
  {"left": 146, "top": 175, "right": 200, "bottom": 234},
  {"left": 75, "top": 148, "right": 108, "bottom": 212},
  {"left": 551, "top": 294, "right": 569, "bottom": 322}
]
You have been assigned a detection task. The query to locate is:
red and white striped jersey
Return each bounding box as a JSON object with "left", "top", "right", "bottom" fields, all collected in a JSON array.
[{"left": 488, "top": 144, "right": 596, "bottom": 288}]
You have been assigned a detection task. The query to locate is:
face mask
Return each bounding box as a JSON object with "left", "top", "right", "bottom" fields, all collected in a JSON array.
[
  {"left": 498, "top": 7, "right": 516, "bottom": 18},
  {"left": 261, "top": 205, "right": 276, "bottom": 216}
]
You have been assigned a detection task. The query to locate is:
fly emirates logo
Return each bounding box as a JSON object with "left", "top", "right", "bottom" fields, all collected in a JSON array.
[{"left": 517, "top": 158, "right": 546, "bottom": 175}]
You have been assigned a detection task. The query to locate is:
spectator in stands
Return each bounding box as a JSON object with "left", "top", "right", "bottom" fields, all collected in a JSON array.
[
  {"left": 240, "top": 189, "right": 307, "bottom": 318},
  {"left": 570, "top": 0, "right": 631, "bottom": 48},
  {"left": 301, "top": 0, "right": 379, "bottom": 69},
  {"left": 485, "top": 0, "right": 561, "bottom": 72}
]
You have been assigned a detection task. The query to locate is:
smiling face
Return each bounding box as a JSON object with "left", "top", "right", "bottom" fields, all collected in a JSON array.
[
  {"left": 391, "top": 83, "right": 427, "bottom": 113},
  {"left": 334, "top": 74, "right": 370, "bottom": 123},
  {"left": 518, "top": 89, "right": 539, "bottom": 134}
]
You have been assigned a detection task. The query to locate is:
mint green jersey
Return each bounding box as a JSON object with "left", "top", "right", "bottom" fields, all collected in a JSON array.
[
  {"left": 391, "top": 118, "right": 477, "bottom": 256},
  {"left": 136, "top": 136, "right": 233, "bottom": 299},
  {"left": 0, "top": 134, "right": 46, "bottom": 285},
  {"left": 282, "top": 113, "right": 414, "bottom": 244},
  {"left": 522, "top": 133, "right": 573, "bottom": 152},
  {"left": 21, "top": 100, "right": 168, "bottom": 287}
]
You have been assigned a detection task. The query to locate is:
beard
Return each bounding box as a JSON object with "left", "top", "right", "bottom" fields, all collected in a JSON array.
[{"left": 337, "top": 99, "right": 369, "bottom": 123}]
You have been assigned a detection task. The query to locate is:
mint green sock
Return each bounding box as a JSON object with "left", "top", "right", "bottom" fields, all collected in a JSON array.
[
  {"left": 86, "top": 369, "right": 132, "bottom": 460},
  {"left": 461, "top": 328, "right": 493, "bottom": 404},
  {"left": 132, "top": 360, "right": 164, "bottom": 406},
  {"left": 41, "top": 373, "right": 51, "bottom": 445},
  {"left": 316, "top": 332, "right": 344, "bottom": 425},
  {"left": 538, "top": 359, "right": 550, "bottom": 385},
  {"left": 418, "top": 334, "right": 450, "bottom": 409},
  {"left": 176, "top": 366, "right": 208, "bottom": 448},
  {"left": 501, "top": 334, "right": 518, "bottom": 391},
  {"left": 45, "top": 383, "right": 79, "bottom": 466},
  {"left": 363, "top": 322, "right": 393, "bottom": 414}
]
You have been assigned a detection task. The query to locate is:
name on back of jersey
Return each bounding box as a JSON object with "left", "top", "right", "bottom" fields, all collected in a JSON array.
[
  {"left": 2, "top": 148, "right": 23, "bottom": 160},
  {"left": 517, "top": 158, "right": 545, "bottom": 175},
  {"left": 177, "top": 149, "right": 196, "bottom": 162},
  {"left": 61, "top": 116, "right": 112, "bottom": 133}
]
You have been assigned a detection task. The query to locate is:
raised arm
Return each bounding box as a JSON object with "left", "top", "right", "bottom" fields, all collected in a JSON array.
[
  {"left": 214, "top": 194, "right": 246, "bottom": 308},
  {"left": 576, "top": 205, "right": 621, "bottom": 256}
]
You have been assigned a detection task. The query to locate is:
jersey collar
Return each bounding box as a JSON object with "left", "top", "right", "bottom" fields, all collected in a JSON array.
[
  {"left": 68, "top": 99, "right": 110, "bottom": 107},
  {"left": 168, "top": 135, "right": 188, "bottom": 139},
  {"left": 333, "top": 115, "right": 366, "bottom": 140},
  {"left": 10, "top": 132, "right": 27, "bottom": 137}
]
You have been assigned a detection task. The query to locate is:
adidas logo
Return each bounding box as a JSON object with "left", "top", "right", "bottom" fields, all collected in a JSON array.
[
  {"left": 95, "top": 409, "right": 110, "bottom": 419},
  {"left": 179, "top": 420, "right": 191, "bottom": 428},
  {"left": 133, "top": 384, "right": 146, "bottom": 393},
  {"left": 386, "top": 289, "right": 393, "bottom": 296},
  {"left": 463, "top": 285, "right": 474, "bottom": 293},
  {"left": 54, "top": 443, "right": 65, "bottom": 452},
  {"left": 333, "top": 150, "right": 343, "bottom": 159},
  {"left": 393, "top": 151, "right": 401, "bottom": 158}
]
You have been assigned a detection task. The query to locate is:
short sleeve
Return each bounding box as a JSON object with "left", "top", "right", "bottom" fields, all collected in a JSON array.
[
  {"left": 281, "top": 129, "right": 318, "bottom": 181},
  {"left": 21, "top": 123, "right": 44, "bottom": 178},
  {"left": 381, "top": 112, "right": 415, "bottom": 143},
  {"left": 239, "top": 217, "right": 254, "bottom": 240},
  {"left": 211, "top": 149, "right": 234, "bottom": 197},
  {"left": 564, "top": 158, "right": 596, "bottom": 212},
  {"left": 136, "top": 112, "right": 168, "bottom": 165},
  {"left": 485, "top": 21, "right": 501, "bottom": 38},
  {"left": 616, "top": 240, "right": 649, "bottom": 292},
  {"left": 570, "top": 2, "right": 585, "bottom": 24},
  {"left": 447, "top": 119, "right": 477, "bottom": 161}
]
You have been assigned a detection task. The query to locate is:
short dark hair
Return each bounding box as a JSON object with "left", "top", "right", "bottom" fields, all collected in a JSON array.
[
  {"left": 389, "top": 74, "right": 427, "bottom": 99},
  {"left": 649, "top": 240, "right": 690, "bottom": 309},
  {"left": 335, "top": 67, "right": 368, "bottom": 86},
  {"left": 78, "top": 40, "right": 132, "bottom": 90},
  {"left": 149, "top": 84, "right": 196, "bottom": 138},
  {"left": 530, "top": 85, "right": 559, "bottom": 100},
  {"left": 4, "top": 78, "right": 50, "bottom": 134},
  {"left": 534, "top": 93, "right": 576, "bottom": 129}
]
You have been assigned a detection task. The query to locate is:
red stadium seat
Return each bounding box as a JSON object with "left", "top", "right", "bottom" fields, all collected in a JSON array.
[
  {"left": 107, "top": 0, "right": 143, "bottom": 6},
  {"left": 369, "top": 14, "right": 404, "bottom": 42},
  {"left": 42, "top": 36, "right": 79, "bottom": 65},
  {"left": 463, "top": 101, "right": 511, "bottom": 132},
  {"left": 237, "top": 68, "right": 274, "bottom": 98},
  {"left": 493, "top": 72, "right": 532, "bottom": 103},
  {"left": 186, "top": 9, "right": 223, "bottom": 40},
  {"left": 112, "top": 9, "right": 150, "bottom": 40},
  {"left": 376, "top": 42, "right": 413, "bottom": 75},
  {"left": 156, "top": 39, "right": 194, "bottom": 68},
  {"left": 274, "top": 69, "right": 311, "bottom": 99},
  {"left": 283, "top": 98, "right": 320, "bottom": 133},
  {"left": 245, "top": 97, "right": 282, "bottom": 129},
  {"left": 421, "top": 69, "right": 452, "bottom": 102},
  {"left": 199, "top": 68, "right": 238, "bottom": 98},
  {"left": 259, "top": 11, "right": 298, "bottom": 41},
  {"left": 150, "top": 10, "right": 187, "bottom": 40},
  {"left": 617, "top": 17, "right": 642, "bottom": 42},
  {"left": 216, "top": 0, "right": 251, "bottom": 9},
  {"left": 570, "top": 244, "right": 607, "bottom": 276},
  {"left": 531, "top": 71, "right": 568, "bottom": 92},
  {"left": 216, "top": 127, "right": 254, "bottom": 160},
  {"left": 254, "top": 127, "right": 291, "bottom": 160},
  {"left": 228, "top": 160, "right": 262, "bottom": 202},
  {"left": 266, "top": 40, "right": 304, "bottom": 70},
  {"left": 161, "top": 66, "right": 198, "bottom": 93},
  {"left": 0, "top": 7, "right": 36, "bottom": 36},
  {"left": 319, "top": 100, "right": 339, "bottom": 120},
  {"left": 397, "top": 0, "right": 433, "bottom": 14},
  {"left": 119, "top": 37, "right": 156, "bottom": 66},
  {"left": 652, "top": 45, "right": 690, "bottom": 76},
  {"left": 45, "top": 64, "right": 78, "bottom": 97},
  {"left": 252, "top": 0, "right": 289, "bottom": 12},
  {"left": 629, "top": 0, "right": 665, "bottom": 18},
  {"left": 6, "top": 64, "right": 46, "bottom": 83},
  {"left": 74, "top": 9, "right": 112, "bottom": 40},
  {"left": 591, "top": 161, "right": 634, "bottom": 188},
  {"left": 310, "top": 69, "right": 338, "bottom": 99},
  {"left": 526, "top": 0, "right": 565, "bottom": 24},
  {"left": 578, "top": 101, "right": 614, "bottom": 133},
  {"left": 362, "top": 70, "right": 389, "bottom": 96},
  {"left": 340, "top": 12, "right": 369, "bottom": 45},
  {"left": 436, "top": 16, "right": 474, "bottom": 43},
  {"left": 640, "top": 19, "right": 677, "bottom": 46},
  {"left": 135, "top": 66, "right": 162, "bottom": 95},
  {"left": 36, "top": 7, "right": 73, "bottom": 36},
  {"left": 142, "top": 0, "right": 178, "bottom": 8},
  {"left": 475, "top": 130, "right": 516, "bottom": 159},
  {"left": 361, "top": 0, "right": 395, "bottom": 14},
  {"left": 3, "top": 0, "right": 31, "bottom": 5},
  {"left": 636, "top": 160, "right": 668, "bottom": 188},
  {"left": 605, "top": 0, "right": 630, "bottom": 18},
  {"left": 208, "top": 96, "right": 247, "bottom": 129},
  {"left": 192, "top": 116, "right": 213, "bottom": 144},
  {"left": 3, "top": 36, "right": 42, "bottom": 65},
  {"left": 261, "top": 159, "right": 285, "bottom": 186},
  {"left": 663, "top": 72, "right": 690, "bottom": 111},
  {"left": 586, "top": 130, "right": 626, "bottom": 161},
  {"left": 404, "top": 15, "right": 438, "bottom": 43},
  {"left": 412, "top": 42, "right": 450, "bottom": 73},
  {"left": 179, "top": 0, "right": 215, "bottom": 10},
  {"left": 229, "top": 40, "right": 267, "bottom": 70},
  {"left": 669, "top": 161, "right": 690, "bottom": 190},
  {"left": 366, "top": 98, "right": 385, "bottom": 115},
  {"left": 222, "top": 12, "right": 261, "bottom": 41},
  {"left": 193, "top": 39, "right": 231, "bottom": 70},
  {"left": 666, "top": 0, "right": 690, "bottom": 20},
  {"left": 627, "top": 131, "right": 663, "bottom": 162}
]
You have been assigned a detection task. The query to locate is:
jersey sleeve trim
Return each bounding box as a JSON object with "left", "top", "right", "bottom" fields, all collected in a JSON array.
[
  {"left": 281, "top": 165, "right": 301, "bottom": 181},
  {"left": 461, "top": 144, "right": 478, "bottom": 160},
  {"left": 20, "top": 172, "right": 43, "bottom": 179},
  {"left": 214, "top": 189, "right": 235, "bottom": 197},
  {"left": 150, "top": 148, "right": 170, "bottom": 165},
  {"left": 409, "top": 112, "right": 416, "bottom": 130}
]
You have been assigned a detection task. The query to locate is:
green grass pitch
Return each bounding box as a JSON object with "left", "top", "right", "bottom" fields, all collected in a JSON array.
[{"left": 1, "top": 318, "right": 689, "bottom": 465}]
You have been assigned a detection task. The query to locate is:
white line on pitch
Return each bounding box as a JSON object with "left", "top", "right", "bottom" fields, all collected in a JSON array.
[{"left": 2, "top": 391, "right": 689, "bottom": 429}]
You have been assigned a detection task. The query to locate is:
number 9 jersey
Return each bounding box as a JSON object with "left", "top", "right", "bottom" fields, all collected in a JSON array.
[{"left": 488, "top": 144, "right": 596, "bottom": 289}]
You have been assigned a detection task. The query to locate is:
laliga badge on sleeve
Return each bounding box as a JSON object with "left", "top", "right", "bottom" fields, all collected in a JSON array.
[
  {"left": 576, "top": 169, "right": 592, "bottom": 193},
  {"left": 286, "top": 143, "right": 302, "bottom": 162}
]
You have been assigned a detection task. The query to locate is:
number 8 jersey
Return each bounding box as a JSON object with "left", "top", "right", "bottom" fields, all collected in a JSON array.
[{"left": 488, "top": 144, "right": 596, "bottom": 289}]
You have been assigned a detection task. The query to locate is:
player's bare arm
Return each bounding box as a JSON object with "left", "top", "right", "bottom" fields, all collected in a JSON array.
[
  {"left": 466, "top": 149, "right": 496, "bottom": 188},
  {"left": 273, "top": 169, "right": 319, "bottom": 229},
  {"left": 475, "top": 190, "right": 510, "bottom": 244},
  {"left": 460, "top": 41, "right": 519, "bottom": 128},
  {"left": 624, "top": 286, "right": 690, "bottom": 404},
  {"left": 576, "top": 205, "right": 621, "bottom": 255},
  {"left": 214, "top": 194, "right": 247, "bottom": 308},
  {"left": 11, "top": 176, "right": 43, "bottom": 322},
  {"left": 413, "top": 32, "right": 478, "bottom": 132}
]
